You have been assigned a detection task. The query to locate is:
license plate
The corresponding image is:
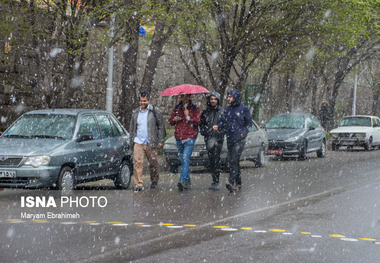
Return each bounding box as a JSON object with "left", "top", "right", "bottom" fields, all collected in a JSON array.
[
  {"left": 0, "top": 170, "right": 16, "bottom": 178},
  {"left": 191, "top": 152, "right": 200, "bottom": 157},
  {"left": 267, "top": 150, "right": 283, "bottom": 155}
]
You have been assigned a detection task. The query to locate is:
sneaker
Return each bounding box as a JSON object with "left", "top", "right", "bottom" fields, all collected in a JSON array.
[
  {"left": 134, "top": 186, "right": 143, "bottom": 192},
  {"left": 209, "top": 183, "right": 220, "bottom": 191},
  {"left": 226, "top": 183, "right": 238, "bottom": 193},
  {"left": 177, "top": 182, "right": 184, "bottom": 192},
  {"left": 150, "top": 182, "right": 158, "bottom": 189}
]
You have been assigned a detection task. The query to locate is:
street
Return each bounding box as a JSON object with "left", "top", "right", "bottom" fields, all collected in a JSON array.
[{"left": 1, "top": 149, "right": 380, "bottom": 262}]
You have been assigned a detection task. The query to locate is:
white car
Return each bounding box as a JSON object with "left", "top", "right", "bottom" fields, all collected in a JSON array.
[{"left": 329, "top": 115, "right": 380, "bottom": 151}]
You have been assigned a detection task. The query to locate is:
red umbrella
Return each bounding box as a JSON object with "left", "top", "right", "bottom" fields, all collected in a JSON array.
[{"left": 160, "top": 84, "right": 209, "bottom": 96}]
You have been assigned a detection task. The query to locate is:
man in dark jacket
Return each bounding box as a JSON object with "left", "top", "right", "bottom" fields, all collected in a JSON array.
[
  {"left": 200, "top": 92, "right": 224, "bottom": 191},
  {"left": 213, "top": 89, "right": 253, "bottom": 193}
]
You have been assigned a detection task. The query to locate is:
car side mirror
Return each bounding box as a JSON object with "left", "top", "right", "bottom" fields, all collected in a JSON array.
[{"left": 76, "top": 134, "right": 94, "bottom": 142}]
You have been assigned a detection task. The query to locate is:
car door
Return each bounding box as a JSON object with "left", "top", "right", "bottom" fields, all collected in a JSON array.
[
  {"left": 241, "top": 122, "right": 261, "bottom": 160},
  {"left": 372, "top": 117, "right": 380, "bottom": 144},
  {"left": 75, "top": 114, "right": 105, "bottom": 180},
  {"left": 95, "top": 113, "right": 124, "bottom": 176},
  {"left": 305, "top": 116, "right": 320, "bottom": 150}
]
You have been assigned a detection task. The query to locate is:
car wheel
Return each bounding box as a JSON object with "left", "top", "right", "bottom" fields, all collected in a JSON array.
[
  {"left": 255, "top": 147, "right": 265, "bottom": 168},
  {"left": 317, "top": 139, "right": 326, "bottom": 158},
  {"left": 58, "top": 166, "right": 75, "bottom": 191},
  {"left": 299, "top": 141, "right": 307, "bottom": 161},
  {"left": 114, "top": 160, "right": 132, "bottom": 189},
  {"left": 332, "top": 143, "right": 339, "bottom": 151},
  {"left": 364, "top": 136, "right": 373, "bottom": 151},
  {"left": 169, "top": 165, "right": 179, "bottom": 174}
]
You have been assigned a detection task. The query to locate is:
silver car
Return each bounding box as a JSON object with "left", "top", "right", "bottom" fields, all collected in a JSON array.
[
  {"left": 163, "top": 120, "right": 268, "bottom": 173},
  {"left": 0, "top": 109, "right": 133, "bottom": 190}
]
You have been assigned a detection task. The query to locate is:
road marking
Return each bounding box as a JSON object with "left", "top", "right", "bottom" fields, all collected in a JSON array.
[
  {"left": 62, "top": 222, "right": 77, "bottom": 225},
  {"left": 329, "top": 234, "right": 346, "bottom": 238},
  {"left": 213, "top": 226, "right": 229, "bottom": 229},
  {"left": 341, "top": 238, "right": 359, "bottom": 242},
  {"left": 221, "top": 228, "right": 238, "bottom": 231},
  {"left": 301, "top": 232, "right": 311, "bottom": 235},
  {"left": 113, "top": 223, "right": 129, "bottom": 227},
  {"left": 167, "top": 226, "right": 183, "bottom": 229},
  {"left": 184, "top": 224, "right": 197, "bottom": 227},
  {"left": 269, "top": 229, "right": 285, "bottom": 232},
  {"left": 241, "top": 227, "right": 253, "bottom": 230},
  {"left": 359, "top": 237, "right": 377, "bottom": 241}
]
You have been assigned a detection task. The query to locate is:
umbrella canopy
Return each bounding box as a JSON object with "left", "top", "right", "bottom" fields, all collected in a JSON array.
[{"left": 160, "top": 84, "right": 209, "bottom": 96}]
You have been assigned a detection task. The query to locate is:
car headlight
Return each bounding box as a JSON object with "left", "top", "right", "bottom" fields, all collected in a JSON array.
[
  {"left": 24, "top": 156, "right": 51, "bottom": 168},
  {"left": 164, "top": 144, "right": 177, "bottom": 150},
  {"left": 354, "top": 133, "right": 366, "bottom": 138},
  {"left": 330, "top": 133, "right": 338, "bottom": 138},
  {"left": 285, "top": 136, "right": 302, "bottom": 142}
]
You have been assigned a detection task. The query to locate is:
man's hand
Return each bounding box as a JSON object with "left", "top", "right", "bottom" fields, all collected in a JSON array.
[
  {"left": 213, "top": 125, "right": 218, "bottom": 131},
  {"left": 158, "top": 143, "right": 164, "bottom": 148},
  {"left": 173, "top": 116, "right": 182, "bottom": 121}
]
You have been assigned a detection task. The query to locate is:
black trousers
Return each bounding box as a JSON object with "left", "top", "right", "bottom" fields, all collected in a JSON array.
[
  {"left": 227, "top": 139, "right": 246, "bottom": 185},
  {"left": 206, "top": 138, "right": 223, "bottom": 184}
]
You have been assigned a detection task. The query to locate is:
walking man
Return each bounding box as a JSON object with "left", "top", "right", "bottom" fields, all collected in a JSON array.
[
  {"left": 213, "top": 89, "right": 252, "bottom": 193},
  {"left": 200, "top": 92, "right": 224, "bottom": 191},
  {"left": 129, "top": 91, "right": 165, "bottom": 191},
  {"left": 169, "top": 94, "right": 201, "bottom": 191}
]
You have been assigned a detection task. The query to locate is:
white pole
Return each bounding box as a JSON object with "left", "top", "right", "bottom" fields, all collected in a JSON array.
[
  {"left": 106, "top": 14, "right": 115, "bottom": 112},
  {"left": 352, "top": 72, "right": 358, "bottom": 116},
  {"left": 352, "top": 67, "right": 367, "bottom": 116}
]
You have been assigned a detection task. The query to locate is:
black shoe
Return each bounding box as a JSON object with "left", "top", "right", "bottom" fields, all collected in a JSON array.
[
  {"left": 177, "top": 182, "right": 184, "bottom": 192},
  {"left": 209, "top": 183, "right": 220, "bottom": 191},
  {"left": 184, "top": 181, "right": 191, "bottom": 190},
  {"left": 134, "top": 186, "right": 143, "bottom": 192},
  {"left": 226, "top": 183, "right": 237, "bottom": 193},
  {"left": 150, "top": 182, "right": 158, "bottom": 189}
]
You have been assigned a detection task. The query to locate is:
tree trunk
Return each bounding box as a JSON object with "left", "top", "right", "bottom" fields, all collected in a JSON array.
[
  {"left": 117, "top": 25, "right": 140, "bottom": 129},
  {"left": 140, "top": 22, "right": 175, "bottom": 95}
]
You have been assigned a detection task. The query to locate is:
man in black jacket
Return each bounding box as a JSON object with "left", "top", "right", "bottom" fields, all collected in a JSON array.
[{"left": 200, "top": 92, "right": 224, "bottom": 191}]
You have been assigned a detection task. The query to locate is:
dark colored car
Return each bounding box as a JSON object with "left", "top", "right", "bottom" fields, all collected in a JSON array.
[
  {"left": 265, "top": 113, "right": 326, "bottom": 160},
  {"left": 163, "top": 120, "right": 268, "bottom": 173},
  {"left": 0, "top": 109, "right": 133, "bottom": 190}
]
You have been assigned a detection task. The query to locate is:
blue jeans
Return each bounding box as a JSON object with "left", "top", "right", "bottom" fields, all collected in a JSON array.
[{"left": 176, "top": 139, "right": 196, "bottom": 183}]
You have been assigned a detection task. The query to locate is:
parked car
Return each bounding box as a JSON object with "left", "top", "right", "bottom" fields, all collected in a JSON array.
[
  {"left": 163, "top": 120, "right": 268, "bottom": 173},
  {"left": 265, "top": 112, "right": 326, "bottom": 160},
  {"left": 329, "top": 115, "right": 380, "bottom": 151},
  {"left": 0, "top": 109, "right": 133, "bottom": 190}
]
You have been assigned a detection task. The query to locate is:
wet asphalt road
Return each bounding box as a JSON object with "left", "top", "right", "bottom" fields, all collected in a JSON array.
[{"left": 1, "top": 148, "right": 380, "bottom": 262}]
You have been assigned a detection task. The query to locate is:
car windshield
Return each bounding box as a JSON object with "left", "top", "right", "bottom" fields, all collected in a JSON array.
[
  {"left": 3, "top": 114, "right": 76, "bottom": 140},
  {"left": 339, "top": 117, "right": 371, "bottom": 127},
  {"left": 265, "top": 115, "right": 305, "bottom": 129}
]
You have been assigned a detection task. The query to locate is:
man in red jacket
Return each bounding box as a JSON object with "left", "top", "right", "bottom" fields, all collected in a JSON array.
[{"left": 169, "top": 94, "right": 200, "bottom": 191}]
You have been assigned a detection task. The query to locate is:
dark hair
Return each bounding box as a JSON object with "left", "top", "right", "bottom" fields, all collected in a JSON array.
[{"left": 139, "top": 91, "right": 150, "bottom": 100}]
